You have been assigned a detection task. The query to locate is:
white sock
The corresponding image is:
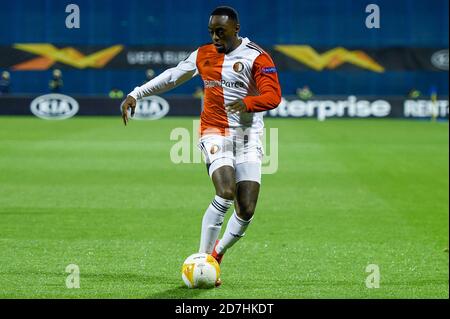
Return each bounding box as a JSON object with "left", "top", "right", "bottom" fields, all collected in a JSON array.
[
  {"left": 199, "top": 195, "right": 233, "bottom": 254},
  {"left": 216, "top": 211, "right": 252, "bottom": 255}
]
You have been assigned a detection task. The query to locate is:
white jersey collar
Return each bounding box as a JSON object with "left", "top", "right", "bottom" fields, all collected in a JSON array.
[{"left": 226, "top": 37, "right": 250, "bottom": 56}]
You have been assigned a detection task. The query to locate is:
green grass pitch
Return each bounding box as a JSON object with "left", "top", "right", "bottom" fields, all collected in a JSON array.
[{"left": 0, "top": 116, "right": 448, "bottom": 298}]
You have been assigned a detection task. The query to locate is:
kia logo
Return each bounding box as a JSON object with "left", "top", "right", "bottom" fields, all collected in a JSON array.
[
  {"left": 127, "top": 96, "right": 169, "bottom": 120},
  {"left": 431, "top": 50, "right": 449, "bottom": 71},
  {"left": 30, "top": 94, "right": 79, "bottom": 120}
]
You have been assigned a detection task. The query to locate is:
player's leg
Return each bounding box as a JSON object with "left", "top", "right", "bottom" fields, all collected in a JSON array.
[
  {"left": 214, "top": 166, "right": 260, "bottom": 258},
  {"left": 211, "top": 165, "right": 236, "bottom": 200},
  {"left": 213, "top": 131, "right": 263, "bottom": 261},
  {"left": 234, "top": 180, "right": 260, "bottom": 221},
  {"left": 198, "top": 165, "right": 236, "bottom": 254},
  {"left": 198, "top": 135, "right": 236, "bottom": 254}
]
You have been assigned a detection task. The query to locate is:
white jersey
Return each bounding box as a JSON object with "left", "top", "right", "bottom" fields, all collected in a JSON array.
[{"left": 128, "top": 37, "right": 281, "bottom": 136}]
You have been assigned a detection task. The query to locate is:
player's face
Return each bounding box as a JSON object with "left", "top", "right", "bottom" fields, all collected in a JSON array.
[{"left": 208, "top": 15, "right": 239, "bottom": 54}]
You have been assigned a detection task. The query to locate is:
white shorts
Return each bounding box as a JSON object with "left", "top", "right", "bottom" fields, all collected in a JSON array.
[{"left": 198, "top": 133, "right": 264, "bottom": 184}]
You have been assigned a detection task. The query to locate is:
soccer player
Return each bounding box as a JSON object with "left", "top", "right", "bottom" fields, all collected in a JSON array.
[{"left": 121, "top": 6, "right": 281, "bottom": 286}]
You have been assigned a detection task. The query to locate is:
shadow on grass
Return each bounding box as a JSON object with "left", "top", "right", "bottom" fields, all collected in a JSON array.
[{"left": 146, "top": 285, "right": 211, "bottom": 299}]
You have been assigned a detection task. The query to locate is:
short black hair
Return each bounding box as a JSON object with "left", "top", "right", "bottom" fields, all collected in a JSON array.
[{"left": 210, "top": 6, "right": 239, "bottom": 23}]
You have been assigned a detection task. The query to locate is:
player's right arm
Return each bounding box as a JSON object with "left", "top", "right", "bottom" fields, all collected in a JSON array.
[{"left": 121, "top": 50, "right": 198, "bottom": 126}]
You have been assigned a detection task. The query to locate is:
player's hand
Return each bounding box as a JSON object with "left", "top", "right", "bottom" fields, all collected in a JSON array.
[
  {"left": 225, "top": 99, "right": 247, "bottom": 114},
  {"left": 121, "top": 95, "right": 137, "bottom": 126}
]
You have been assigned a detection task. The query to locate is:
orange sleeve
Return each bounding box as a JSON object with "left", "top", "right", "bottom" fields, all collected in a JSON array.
[{"left": 243, "top": 53, "right": 282, "bottom": 112}]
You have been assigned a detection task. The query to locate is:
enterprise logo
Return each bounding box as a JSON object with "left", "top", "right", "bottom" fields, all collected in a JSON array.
[{"left": 204, "top": 79, "right": 245, "bottom": 89}]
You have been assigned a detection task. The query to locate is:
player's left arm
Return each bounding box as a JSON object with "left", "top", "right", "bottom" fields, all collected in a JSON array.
[{"left": 226, "top": 53, "right": 281, "bottom": 114}]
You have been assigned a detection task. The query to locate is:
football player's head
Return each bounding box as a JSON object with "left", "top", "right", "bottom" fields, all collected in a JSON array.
[{"left": 209, "top": 6, "right": 240, "bottom": 54}]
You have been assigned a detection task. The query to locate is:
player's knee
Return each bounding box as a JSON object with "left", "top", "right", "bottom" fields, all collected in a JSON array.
[
  {"left": 237, "top": 201, "right": 256, "bottom": 221},
  {"left": 216, "top": 187, "right": 235, "bottom": 200}
]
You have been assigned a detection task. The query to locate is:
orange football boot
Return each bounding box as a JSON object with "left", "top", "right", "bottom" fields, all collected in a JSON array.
[{"left": 211, "top": 240, "right": 224, "bottom": 287}]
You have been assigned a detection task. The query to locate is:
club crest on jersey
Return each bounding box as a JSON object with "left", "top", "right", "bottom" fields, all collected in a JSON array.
[
  {"left": 233, "top": 62, "right": 244, "bottom": 73},
  {"left": 210, "top": 144, "right": 220, "bottom": 154},
  {"left": 262, "top": 66, "right": 277, "bottom": 74}
]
